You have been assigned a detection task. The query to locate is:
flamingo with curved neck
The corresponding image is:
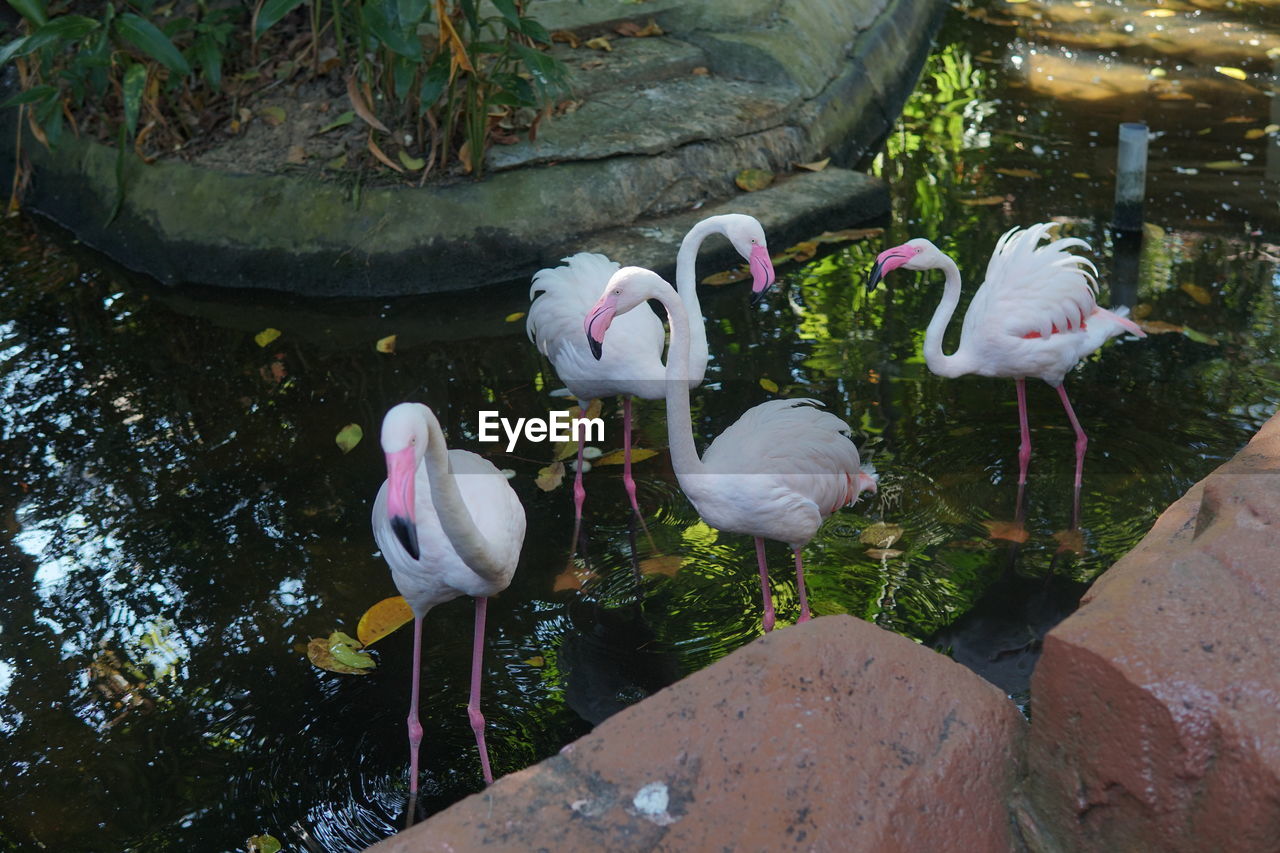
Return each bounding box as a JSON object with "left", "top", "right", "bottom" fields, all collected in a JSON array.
[
  {"left": 585, "top": 267, "right": 876, "bottom": 632},
  {"left": 866, "top": 223, "right": 1146, "bottom": 487},
  {"left": 374, "top": 402, "right": 525, "bottom": 793},
  {"left": 527, "top": 215, "right": 775, "bottom": 536}
]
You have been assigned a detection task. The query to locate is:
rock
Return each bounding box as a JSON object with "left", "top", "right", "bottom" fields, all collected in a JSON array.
[
  {"left": 1021, "top": 410, "right": 1280, "bottom": 852},
  {"left": 364, "top": 615, "right": 1025, "bottom": 852}
]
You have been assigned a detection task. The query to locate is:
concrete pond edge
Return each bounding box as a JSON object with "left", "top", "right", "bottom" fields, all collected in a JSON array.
[{"left": 0, "top": 0, "right": 946, "bottom": 297}]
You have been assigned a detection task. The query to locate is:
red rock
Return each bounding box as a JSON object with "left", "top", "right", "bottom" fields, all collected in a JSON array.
[
  {"left": 1023, "top": 411, "right": 1280, "bottom": 852},
  {"left": 365, "top": 615, "right": 1025, "bottom": 852}
]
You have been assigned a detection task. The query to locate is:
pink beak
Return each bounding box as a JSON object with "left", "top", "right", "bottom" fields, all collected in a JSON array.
[
  {"left": 748, "top": 244, "right": 776, "bottom": 306},
  {"left": 584, "top": 292, "right": 619, "bottom": 360},
  {"left": 384, "top": 446, "right": 420, "bottom": 560},
  {"left": 866, "top": 245, "right": 915, "bottom": 291}
]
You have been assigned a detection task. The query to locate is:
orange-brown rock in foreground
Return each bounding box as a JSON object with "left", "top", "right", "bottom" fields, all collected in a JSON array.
[
  {"left": 1023, "top": 411, "right": 1280, "bottom": 852},
  {"left": 366, "top": 615, "right": 1025, "bottom": 852}
]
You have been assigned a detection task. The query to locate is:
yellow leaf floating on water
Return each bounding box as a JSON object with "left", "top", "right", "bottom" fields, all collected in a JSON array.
[
  {"left": 375, "top": 334, "right": 397, "bottom": 353},
  {"left": 735, "top": 168, "right": 774, "bottom": 192},
  {"left": 524, "top": 655, "right": 545, "bottom": 667},
  {"left": 994, "top": 167, "right": 1040, "bottom": 178},
  {"left": 505, "top": 311, "right": 526, "bottom": 322},
  {"left": 1214, "top": 66, "right": 1247, "bottom": 81},
  {"left": 1204, "top": 160, "right": 1245, "bottom": 170},
  {"left": 785, "top": 240, "right": 819, "bottom": 263},
  {"left": 307, "top": 631, "right": 375, "bottom": 675},
  {"left": 536, "top": 461, "right": 565, "bottom": 491},
  {"left": 335, "top": 423, "right": 363, "bottom": 453},
  {"left": 1053, "top": 528, "right": 1085, "bottom": 555},
  {"left": 700, "top": 268, "right": 751, "bottom": 286},
  {"left": 1072, "top": 172, "right": 1090, "bottom": 179},
  {"left": 759, "top": 377, "right": 779, "bottom": 393},
  {"left": 247, "top": 835, "right": 283, "bottom": 853},
  {"left": 795, "top": 157, "right": 830, "bottom": 172},
  {"left": 553, "top": 565, "right": 596, "bottom": 591},
  {"left": 1142, "top": 8, "right": 1175, "bottom": 15},
  {"left": 1138, "top": 320, "right": 1183, "bottom": 335},
  {"left": 255, "top": 328, "right": 282, "bottom": 347},
  {"left": 959, "top": 195, "right": 1006, "bottom": 206},
  {"left": 357, "top": 596, "right": 414, "bottom": 647},
  {"left": 1223, "top": 115, "right": 1254, "bottom": 124},
  {"left": 1181, "top": 327, "right": 1219, "bottom": 346},
  {"left": 860, "top": 522, "right": 904, "bottom": 548},
  {"left": 639, "top": 555, "right": 683, "bottom": 577},
  {"left": 813, "top": 227, "right": 883, "bottom": 244},
  {"left": 1180, "top": 282, "right": 1212, "bottom": 305},
  {"left": 594, "top": 447, "right": 659, "bottom": 466}
]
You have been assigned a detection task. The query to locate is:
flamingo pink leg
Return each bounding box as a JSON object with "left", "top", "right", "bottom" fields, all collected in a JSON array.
[
  {"left": 755, "top": 537, "right": 776, "bottom": 633},
  {"left": 1056, "top": 384, "right": 1088, "bottom": 489},
  {"left": 468, "top": 597, "right": 494, "bottom": 785},
  {"left": 406, "top": 615, "right": 424, "bottom": 794},
  {"left": 1015, "top": 378, "right": 1032, "bottom": 485},
  {"left": 622, "top": 397, "right": 641, "bottom": 517},
  {"left": 793, "top": 547, "right": 811, "bottom": 623}
]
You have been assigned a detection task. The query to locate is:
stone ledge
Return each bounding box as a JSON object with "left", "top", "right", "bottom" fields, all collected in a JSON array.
[
  {"left": 0, "top": 0, "right": 943, "bottom": 296},
  {"left": 363, "top": 615, "right": 1026, "bottom": 852},
  {"left": 1022, "top": 408, "right": 1280, "bottom": 853}
]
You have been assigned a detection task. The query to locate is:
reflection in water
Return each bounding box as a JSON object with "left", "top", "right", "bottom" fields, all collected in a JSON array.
[{"left": 2, "top": 1, "right": 1280, "bottom": 850}]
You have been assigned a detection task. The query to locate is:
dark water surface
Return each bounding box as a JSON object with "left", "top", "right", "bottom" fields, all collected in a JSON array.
[{"left": 3, "top": 1, "right": 1279, "bottom": 849}]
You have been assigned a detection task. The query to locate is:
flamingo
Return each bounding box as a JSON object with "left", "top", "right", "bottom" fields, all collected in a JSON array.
[
  {"left": 526, "top": 214, "right": 776, "bottom": 530},
  {"left": 865, "top": 223, "right": 1146, "bottom": 488},
  {"left": 584, "top": 267, "right": 877, "bottom": 632},
  {"left": 372, "top": 402, "right": 526, "bottom": 793}
]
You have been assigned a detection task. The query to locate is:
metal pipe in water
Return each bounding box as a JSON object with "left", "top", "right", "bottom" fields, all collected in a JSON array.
[{"left": 1113, "top": 122, "right": 1149, "bottom": 232}]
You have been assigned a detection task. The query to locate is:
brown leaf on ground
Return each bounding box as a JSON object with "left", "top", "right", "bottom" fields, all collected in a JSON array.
[
  {"left": 346, "top": 75, "right": 390, "bottom": 132},
  {"left": 259, "top": 106, "right": 286, "bottom": 126},
  {"left": 367, "top": 133, "right": 405, "bottom": 172},
  {"left": 286, "top": 145, "right": 307, "bottom": 164},
  {"left": 551, "top": 29, "right": 580, "bottom": 48},
  {"left": 795, "top": 157, "right": 830, "bottom": 172},
  {"left": 585, "top": 36, "right": 613, "bottom": 51}
]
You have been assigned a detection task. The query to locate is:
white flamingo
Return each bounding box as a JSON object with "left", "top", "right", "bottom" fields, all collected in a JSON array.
[
  {"left": 584, "top": 267, "right": 877, "bottom": 632},
  {"left": 372, "top": 402, "right": 526, "bottom": 792},
  {"left": 866, "top": 223, "right": 1146, "bottom": 488},
  {"left": 526, "top": 214, "right": 776, "bottom": 528}
]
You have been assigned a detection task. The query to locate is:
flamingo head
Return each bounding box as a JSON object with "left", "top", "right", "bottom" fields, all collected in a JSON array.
[
  {"left": 716, "top": 214, "right": 776, "bottom": 306},
  {"left": 381, "top": 402, "right": 430, "bottom": 561},
  {"left": 584, "top": 266, "right": 670, "bottom": 360},
  {"left": 866, "top": 238, "right": 940, "bottom": 291}
]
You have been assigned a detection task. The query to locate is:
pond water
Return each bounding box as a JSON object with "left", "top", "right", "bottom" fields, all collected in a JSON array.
[{"left": 3, "top": 1, "right": 1280, "bottom": 850}]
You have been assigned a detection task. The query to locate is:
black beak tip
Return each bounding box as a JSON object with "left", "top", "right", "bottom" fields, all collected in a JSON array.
[
  {"left": 588, "top": 336, "right": 603, "bottom": 360},
  {"left": 865, "top": 262, "right": 885, "bottom": 293},
  {"left": 391, "top": 515, "right": 420, "bottom": 561}
]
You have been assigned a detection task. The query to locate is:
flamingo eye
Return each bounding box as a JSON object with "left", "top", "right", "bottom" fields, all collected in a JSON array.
[{"left": 613, "top": 289, "right": 621, "bottom": 295}]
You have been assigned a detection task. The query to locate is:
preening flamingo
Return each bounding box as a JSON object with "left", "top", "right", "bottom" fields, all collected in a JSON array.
[
  {"left": 372, "top": 403, "right": 526, "bottom": 792},
  {"left": 527, "top": 214, "right": 776, "bottom": 529},
  {"left": 865, "top": 223, "right": 1146, "bottom": 488},
  {"left": 585, "top": 267, "right": 877, "bottom": 632}
]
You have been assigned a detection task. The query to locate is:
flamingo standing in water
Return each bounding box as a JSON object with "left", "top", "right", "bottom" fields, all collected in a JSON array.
[
  {"left": 373, "top": 403, "right": 526, "bottom": 792},
  {"left": 585, "top": 267, "right": 877, "bottom": 632},
  {"left": 865, "top": 223, "right": 1146, "bottom": 488},
  {"left": 526, "top": 214, "right": 776, "bottom": 529}
]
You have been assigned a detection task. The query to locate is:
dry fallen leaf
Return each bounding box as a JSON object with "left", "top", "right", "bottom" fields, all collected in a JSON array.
[
  {"left": 1223, "top": 115, "right": 1255, "bottom": 124},
  {"left": 795, "top": 157, "right": 830, "bottom": 172},
  {"left": 536, "top": 461, "right": 566, "bottom": 491},
  {"left": 994, "top": 167, "right": 1040, "bottom": 178},
  {"left": 785, "top": 240, "right": 818, "bottom": 263},
  {"left": 1138, "top": 320, "right": 1183, "bottom": 334},
  {"left": 367, "top": 133, "right": 405, "bottom": 173},
  {"left": 701, "top": 268, "right": 751, "bottom": 286},
  {"left": 639, "top": 555, "right": 682, "bottom": 577},
  {"left": 346, "top": 75, "right": 390, "bottom": 132},
  {"left": 813, "top": 227, "right": 883, "bottom": 244},
  {"left": 524, "top": 655, "right": 545, "bottom": 667},
  {"left": 553, "top": 565, "right": 597, "bottom": 591},
  {"left": 735, "top": 168, "right": 774, "bottom": 192},
  {"left": 860, "top": 522, "right": 904, "bottom": 548},
  {"left": 375, "top": 334, "right": 397, "bottom": 354},
  {"left": 691, "top": 66, "right": 709, "bottom": 76},
  {"left": 255, "top": 328, "right": 282, "bottom": 347},
  {"left": 1204, "top": 160, "right": 1245, "bottom": 170},
  {"left": 585, "top": 36, "right": 613, "bottom": 51},
  {"left": 593, "top": 447, "right": 659, "bottom": 466},
  {"left": 983, "top": 519, "right": 1028, "bottom": 543},
  {"left": 258, "top": 106, "right": 286, "bottom": 126},
  {"left": 357, "top": 596, "right": 414, "bottom": 647},
  {"left": 307, "top": 631, "right": 375, "bottom": 675},
  {"left": 1180, "top": 282, "right": 1212, "bottom": 305},
  {"left": 551, "top": 29, "right": 580, "bottom": 48},
  {"left": 1214, "top": 66, "right": 1248, "bottom": 81},
  {"left": 759, "top": 377, "right": 779, "bottom": 393},
  {"left": 1053, "top": 528, "right": 1085, "bottom": 554},
  {"left": 286, "top": 145, "right": 307, "bottom": 164},
  {"left": 505, "top": 311, "right": 526, "bottom": 322},
  {"left": 959, "top": 195, "right": 1006, "bottom": 206},
  {"left": 1157, "top": 92, "right": 1195, "bottom": 101},
  {"left": 1142, "top": 7, "right": 1175, "bottom": 15}
]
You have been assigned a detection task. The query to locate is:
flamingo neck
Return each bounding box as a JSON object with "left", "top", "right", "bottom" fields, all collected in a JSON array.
[
  {"left": 419, "top": 410, "right": 505, "bottom": 581},
  {"left": 649, "top": 284, "right": 709, "bottom": 481},
  {"left": 923, "top": 255, "right": 970, "bottom": 379},
  {"left": 674, "top": 218, "right": 716, "bottom": 385}
]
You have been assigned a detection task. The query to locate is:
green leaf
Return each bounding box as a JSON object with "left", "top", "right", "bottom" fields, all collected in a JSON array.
[
  {"left": 335, "top": 423, "right": 363, "bottom": 453},
  {"left": 328, "top": 632, "right": 376, "bottom": 669},
  {"left": 123, "top": 63, "right": 146, "bottom": 137},
  {"left": 8, "top": 0, "right": 48, "bottom": 27},
  {"left": 0, "top": 84, "right": 58, "bottom": 109},
  {"left": 32, "top": 14, "right": 100, "bottom": 42},
  {"left": 360, "top": 2, "right": 421, "bottom": 59},
  {"left": 0, "top": 37, "right": 30, "bottom": 67},
  {"left": 115, "top": 13, "right": 191, "bottom": 75},
  {"left": 107, "top": 123, "right": 127, "bottom": 226},
  {"left": 398, "top": 149, "right": 425, "bottom": 171},
  {"left": 392, "top": 54, "right": 415, "bottom": 102},
  {"left": 491, "top": 0, "right": 521, "bottom": 28},
  {"left": 190, "top": 33, "right": 222, "bottom": 88},
  {"left": 254, "top": 0, "right": 308, "bottom": 39},
  {"left": 317, "top": 110, "right": 355, "bottom": 134},
  {"left": 254, "top": 327, "right": 282, "bottom": 347},
  {"left": 520, "top": 17, "right": 551, "bottom": 45},
  {"left": 396, "top": 0, "right": 430, "bottom": 27},
  {"left": 418, "top": 52, "right": 450, "bottom": 109},
  {"left": 247, "top": 835, "right": 282, "bottom": 853}
]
